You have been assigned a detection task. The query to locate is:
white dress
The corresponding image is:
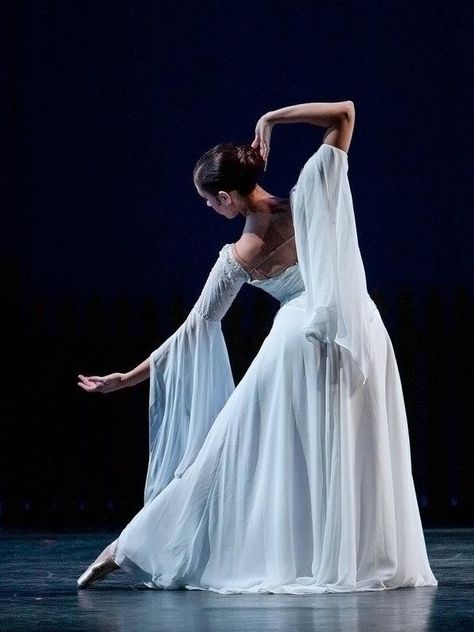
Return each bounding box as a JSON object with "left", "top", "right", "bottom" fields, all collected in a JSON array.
[{"left": 113, "top": 144, "right": 438, "bottom": 594}]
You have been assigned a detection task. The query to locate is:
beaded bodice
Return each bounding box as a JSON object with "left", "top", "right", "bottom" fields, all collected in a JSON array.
[{"left": 222, "top": 243, "right": 306, "bottom": 305}]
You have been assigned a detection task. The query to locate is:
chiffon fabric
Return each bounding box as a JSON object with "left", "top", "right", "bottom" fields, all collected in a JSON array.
[{"left": 113, "top": 144, "right": 438, "bottom": 593}]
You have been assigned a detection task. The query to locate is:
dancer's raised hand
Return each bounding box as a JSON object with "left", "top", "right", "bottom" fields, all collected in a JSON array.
[
  {"left": 77, "top": 372, "right": 125, "bottom": 394},
  {"left": 251, "top": 113, "right": 274, "bottom": 169}
]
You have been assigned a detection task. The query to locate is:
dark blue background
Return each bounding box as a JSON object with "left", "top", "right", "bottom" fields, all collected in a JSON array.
[
  {"left": 4, "top": 0, "right": 472, "bottom": 304},
  {"left": 1, "top": 1, "right": 472, "bottom": 527}
]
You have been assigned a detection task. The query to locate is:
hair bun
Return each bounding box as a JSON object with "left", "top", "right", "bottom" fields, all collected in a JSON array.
[
  {"left": 236, "top": 145, "right": 265, "bottom": 177},
  {"left": 193, "top": 142, "right": 265, "bottom": 196}
]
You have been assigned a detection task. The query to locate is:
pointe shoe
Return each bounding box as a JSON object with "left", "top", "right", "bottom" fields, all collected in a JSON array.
[{"left": 77, "top": 552, "right": 120, "bottom": 589}]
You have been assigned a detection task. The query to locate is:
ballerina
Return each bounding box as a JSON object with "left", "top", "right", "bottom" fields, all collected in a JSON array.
[{"left": 77, "top": 101, "right": 438, "bottom": 593}]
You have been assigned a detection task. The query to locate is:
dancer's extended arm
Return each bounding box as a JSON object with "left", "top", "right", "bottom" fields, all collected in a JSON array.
[
  {"left": 121, "top": 359, "right": 150, "bottom": 388},
  {"left": 77, "top": 244, "right": 248, "bottom": 395},
  {"left": 77, "top": 359, "right": 149, "bottom": 394},
  {"left": 252, "top": 101, "right": 355, "bottom": 162}
]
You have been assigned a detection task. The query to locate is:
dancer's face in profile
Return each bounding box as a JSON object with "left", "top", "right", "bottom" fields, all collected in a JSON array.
[{"left": 194, "top": 183, "right": 240, "bottom": 219}]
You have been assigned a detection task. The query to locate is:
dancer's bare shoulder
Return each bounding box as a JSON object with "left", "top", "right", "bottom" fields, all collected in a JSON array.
[
  {"left": 231, "top": 234, "right": 264, "bottom": 271},
  {"left": 232, "top": 198, "right": 296, "bottom": 277}
]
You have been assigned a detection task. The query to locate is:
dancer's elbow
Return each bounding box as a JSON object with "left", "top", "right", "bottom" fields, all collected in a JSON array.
[{"left": 342, "top": 100, "right": 355, "bottom": 121}]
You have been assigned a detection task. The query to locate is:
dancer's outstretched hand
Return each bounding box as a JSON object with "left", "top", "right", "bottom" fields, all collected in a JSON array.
[
  {"left": 77, "top": 372, "right": 124, "bottom": 394},
  {"left": 251, "top": 113, "right": 273, "bottom": 170}
]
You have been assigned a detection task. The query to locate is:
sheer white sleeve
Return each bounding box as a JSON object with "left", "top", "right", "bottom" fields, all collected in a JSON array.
[
  {"left": 143, "top": 244, "right": 249, "bottom": 506},
  {"left": 290, "top": 143, "right": 378, "bottom": 395}
]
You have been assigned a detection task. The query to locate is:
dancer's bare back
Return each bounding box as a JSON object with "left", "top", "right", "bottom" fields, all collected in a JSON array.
[{"left": 231, "top": 197, "right": 297, "bottom": 281}]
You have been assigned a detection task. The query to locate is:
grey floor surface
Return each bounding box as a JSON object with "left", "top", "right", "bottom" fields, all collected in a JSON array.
[{"left": 0, "top": 528, "right": 472, "bottom": 631}]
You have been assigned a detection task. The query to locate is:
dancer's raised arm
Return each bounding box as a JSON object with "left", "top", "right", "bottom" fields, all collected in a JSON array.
[{"left": 252, "top": 100, "right": 355, "bottom": 164}]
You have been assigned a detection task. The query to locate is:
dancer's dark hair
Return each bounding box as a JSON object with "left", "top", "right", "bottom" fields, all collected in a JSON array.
[{"left": 193, "top": 143, "right": 265, "bottom": 196}]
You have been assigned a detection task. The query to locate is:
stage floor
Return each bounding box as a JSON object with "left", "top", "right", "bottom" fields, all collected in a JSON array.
[{"left": 0, "top": 528, "right": 472, "bottom": 631}]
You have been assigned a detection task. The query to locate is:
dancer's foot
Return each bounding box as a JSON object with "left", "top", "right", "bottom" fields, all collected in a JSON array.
[{"left": 77, "top": 539, "right": 120, "bottom": 589}]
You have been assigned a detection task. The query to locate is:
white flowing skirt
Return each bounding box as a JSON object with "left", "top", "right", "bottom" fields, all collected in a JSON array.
[{"left": 114, "top": 294, "right": 438, "bottom": 593}]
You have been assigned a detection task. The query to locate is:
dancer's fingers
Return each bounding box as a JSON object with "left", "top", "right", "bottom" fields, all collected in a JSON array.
[
  {"left": 78, "top": 381, "right": 103, "bottom": 392},
  {"left": 78, "top": 375, "right": 97, "bottom": 387},
  {"left": 77, "top": 374, "right": 105, "bottom": 389},
  {"left": 79, "top": 376, "right": 106, "bottom": 386},
  {"left": 78, "top": 382, "right": 93, "bottom": 391}
]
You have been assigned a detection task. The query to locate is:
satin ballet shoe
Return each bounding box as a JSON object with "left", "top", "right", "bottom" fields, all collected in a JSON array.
[{"left": 77, "top": 551, "right": 120, "bottom": 589}]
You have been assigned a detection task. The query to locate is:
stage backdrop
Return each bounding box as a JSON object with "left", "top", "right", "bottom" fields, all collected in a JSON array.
[{"left": 1, "top": 0, "right": 472, "bottom": 527}]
